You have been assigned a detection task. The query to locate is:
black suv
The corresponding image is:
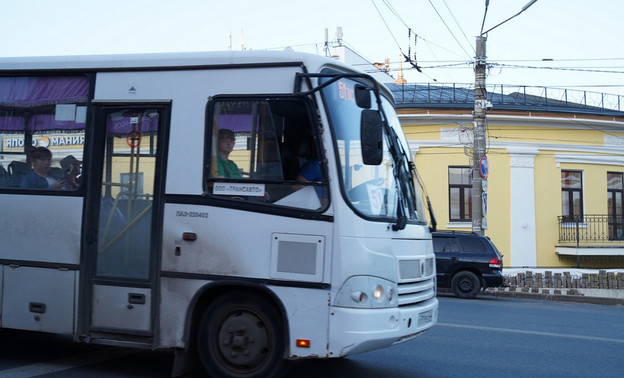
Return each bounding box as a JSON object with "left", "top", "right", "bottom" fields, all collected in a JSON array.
[{"left": 432, "top": 231, "right": 504, "bottom": 299}]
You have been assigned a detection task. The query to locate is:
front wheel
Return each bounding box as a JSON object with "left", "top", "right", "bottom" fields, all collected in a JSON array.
[
  {"left": 197, "top": 293, "right": 285, "bottom": 377},
  {"left": 451, "top": 271, "right": 481, "bottom": 299}
]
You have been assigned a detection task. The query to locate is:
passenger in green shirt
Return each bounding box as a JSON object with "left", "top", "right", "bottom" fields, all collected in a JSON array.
[{"left": 216, "top": 128, "right": 242, "bottom": 178}]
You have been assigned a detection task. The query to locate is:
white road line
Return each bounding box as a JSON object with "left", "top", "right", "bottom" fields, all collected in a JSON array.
[
  {"left": 437, "top": 322, "right": 624, "bottom": 344},
  {"left": 0, "top": 349, "right": 139, "bottom": 377}
]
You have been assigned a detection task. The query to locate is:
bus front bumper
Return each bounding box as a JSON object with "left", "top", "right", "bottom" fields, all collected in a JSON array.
[{"left": 327, "top": 296, "right": 438, "bottom": 357}]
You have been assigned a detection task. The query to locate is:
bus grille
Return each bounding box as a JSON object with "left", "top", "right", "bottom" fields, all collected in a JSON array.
[
  {"left": 397, "top": 258, "right": 436, "bottom": 307},
  {"left": 399, "top": 257, "right": 434, "bottom": 279},
  {"left": 397, "top": 279, "right": 435, "bottom": 307}
]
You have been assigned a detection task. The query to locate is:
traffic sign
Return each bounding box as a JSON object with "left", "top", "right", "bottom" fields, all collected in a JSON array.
[
  {"left": 482, "top": 192, "right": 487, "bottom": 217},
  {"left": 479, "top": 155, "right": 489, "bottom": 179}
]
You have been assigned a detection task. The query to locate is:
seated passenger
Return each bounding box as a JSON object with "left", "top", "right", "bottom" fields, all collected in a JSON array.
[
  {"left": 20, "top": 147, "right": 67, "bottom": 190},
  {"left": 215, "top": 129, "right": 242, "bottom": 178},
  {"left": 60, "top": 155, "right": 82, "bottom": 189},
  {"left": 295, "top": 156, "right": 328, "bottom": 206}
]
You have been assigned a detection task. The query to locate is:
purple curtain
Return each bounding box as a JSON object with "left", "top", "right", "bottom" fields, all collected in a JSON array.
[{"left": 0, "top": 76, "right": 89, "bottom": 132}]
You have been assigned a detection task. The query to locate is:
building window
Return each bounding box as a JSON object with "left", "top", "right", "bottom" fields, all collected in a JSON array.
[
  {"left": 449, "top": 166, "right": 472, "bottom": 222},
  {"left": 561, "top": 170, "right": 583, "bottom": 221},
  {"left": 607, "top": 172, "right": 624, "bottom": 239}
]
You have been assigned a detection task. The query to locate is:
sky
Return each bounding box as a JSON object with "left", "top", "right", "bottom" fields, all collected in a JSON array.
[{"left": 1, "top": 0, "right": 623, "bottom": 100}]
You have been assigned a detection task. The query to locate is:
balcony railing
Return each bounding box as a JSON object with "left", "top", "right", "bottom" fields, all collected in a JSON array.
[{"left": 558, "top": 215, "right": 624, "bottom": 244}]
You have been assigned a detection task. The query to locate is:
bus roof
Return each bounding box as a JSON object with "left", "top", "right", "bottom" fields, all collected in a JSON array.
[
  {"left": 0, "top": 50, "right": 352, "bottom": 73},
  {"left": 0, "top": 50, "right": 395, "bottom": 103}
]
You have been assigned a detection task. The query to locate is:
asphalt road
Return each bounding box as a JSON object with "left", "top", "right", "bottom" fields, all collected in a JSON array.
[{"left": 0, "top": 295, "right": 622, "bottom": 377}]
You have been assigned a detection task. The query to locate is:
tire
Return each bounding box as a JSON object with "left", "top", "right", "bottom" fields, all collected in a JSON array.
[
  {"left": 451, "top": 271, "right": 481, "bottom": 299},
  {"left": 196, "top": 292, "right": 285, "bottom": 378}
]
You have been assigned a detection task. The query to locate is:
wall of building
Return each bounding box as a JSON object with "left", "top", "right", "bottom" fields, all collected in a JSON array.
[{"left": 402, "top": 109, "right": 624, "bottom": 269}]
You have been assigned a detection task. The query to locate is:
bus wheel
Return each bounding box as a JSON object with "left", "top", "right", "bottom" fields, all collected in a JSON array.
[
  {"left": 451, "top": 271, "right": 481, "bottom": 299},
  {"left": 197, "top": 293, "right": 284, "bottom": 377}
]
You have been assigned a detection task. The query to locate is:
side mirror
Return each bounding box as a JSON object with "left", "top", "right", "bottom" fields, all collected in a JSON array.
[
  {"left": 361, "top": 109, "right": 383, "bottom": 165},
  {"left": 355, "top": 84, "right": 372, "bottom": 109}
]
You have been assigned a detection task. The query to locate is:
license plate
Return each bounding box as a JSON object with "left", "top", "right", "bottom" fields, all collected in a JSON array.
[{"left": 418, "top": 310, "right": 433, "bottom": 326}]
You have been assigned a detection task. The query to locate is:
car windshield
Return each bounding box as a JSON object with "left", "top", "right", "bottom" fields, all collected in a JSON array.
[{"left": 320, "top": 74, "right": 424, "bottom": 224}]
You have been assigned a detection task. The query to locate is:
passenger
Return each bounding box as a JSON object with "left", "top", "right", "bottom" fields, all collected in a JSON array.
[
  {"left": 20, "top": 147, "right": 67, "bottom": 190},
  {"left": 215, "top": 129, "right": 242, "bottom": 178},
  {"left": 213, "top": 128, "right": 270, "bottom": 201},
  {"left": 294, "top": 156, "right": 328, "bottom": 206},
  {"left": 60, "top": 155, "right": 81, "bottom": 189}
]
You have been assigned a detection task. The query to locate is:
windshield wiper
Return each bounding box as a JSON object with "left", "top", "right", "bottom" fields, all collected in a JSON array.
[{"left": 381, "top": 116, "right": 411, "bottom": 231}]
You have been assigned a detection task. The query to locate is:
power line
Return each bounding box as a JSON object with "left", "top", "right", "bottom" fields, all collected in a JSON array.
[
  {"left": 442, "top": 0, "right": 475, "bottom": 55},
  {"left": 427, "top": 0, "right": 473, "bottom": 60},
  {"left": 495, "top": 63, "right": 624, "bottom": 74},
  {"left": 370, "top": 0, "right": 403, "bottom": 55}
]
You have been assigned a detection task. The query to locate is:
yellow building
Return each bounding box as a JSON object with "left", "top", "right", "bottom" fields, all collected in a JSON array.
[{"left": 390, "top": 83, "right": 624, "bottom": 269}]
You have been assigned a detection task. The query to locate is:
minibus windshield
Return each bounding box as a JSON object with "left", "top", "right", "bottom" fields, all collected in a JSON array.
[{"left": 320, "top": 75, "right": 424, "bottom": 224}]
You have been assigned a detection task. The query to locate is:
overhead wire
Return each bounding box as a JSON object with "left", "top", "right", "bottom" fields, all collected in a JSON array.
[
  {"left": 370, "top": 0, "right": 622, "bottom": 94},
  {"left": 370, "top": 0, "right": 404, "bottom": 56},
  {"left": 495, "top": 63, "right": 624, "bottom": 74},
  {"left": 442, "top": 0, "right": 475, "bottom": 55},
  {"left": 427, "top": 0, "right": 473, "bottom": 60},
  {"left": 377, "top": 0, "right": 473, "bottom": 82}
]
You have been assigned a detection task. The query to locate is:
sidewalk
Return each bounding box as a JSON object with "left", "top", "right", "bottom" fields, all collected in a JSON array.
[{"left": 482, "top": 286, "right": 624, "bottom": 306}]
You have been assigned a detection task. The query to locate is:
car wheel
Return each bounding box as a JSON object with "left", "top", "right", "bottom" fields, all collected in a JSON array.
[
  {"left": 451, "top": 271, "right": 481, "bottom": 299},
  {"left": 197, "top": 292, "right": 285, "bottom": 377}
]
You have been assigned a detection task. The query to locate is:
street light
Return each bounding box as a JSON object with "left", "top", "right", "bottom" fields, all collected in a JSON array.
[{"left": 471, "top": 0, "right": 538, "bottom": 235}]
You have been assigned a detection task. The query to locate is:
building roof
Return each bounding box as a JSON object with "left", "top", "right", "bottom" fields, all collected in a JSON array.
[{"left": 388, "top": 83, "right": 624, "bottom": 117}]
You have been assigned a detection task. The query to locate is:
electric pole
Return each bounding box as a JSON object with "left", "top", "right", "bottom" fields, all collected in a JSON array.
[
  {"left": 472, "top": 35, "right": 488, "bottom": 235},
  {"left": 471, "top": 0, "right": 538, "bottom": 235}
]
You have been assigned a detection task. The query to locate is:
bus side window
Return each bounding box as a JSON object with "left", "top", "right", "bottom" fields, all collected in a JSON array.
[{"left": 0, "top": 76, "right": 88, "bottom": 192}]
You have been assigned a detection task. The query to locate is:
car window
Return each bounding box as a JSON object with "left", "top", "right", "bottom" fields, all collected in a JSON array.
[
  {"left": 433, "top": 237, "right": 459, "bottom": 253},
  {"left": 458, "top": 236, "right": 487, "bottom": 253}
]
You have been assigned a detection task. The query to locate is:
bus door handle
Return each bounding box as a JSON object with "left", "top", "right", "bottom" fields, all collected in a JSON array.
[{"left": 128, "top": 293, "right": 146, "bottom": 305}]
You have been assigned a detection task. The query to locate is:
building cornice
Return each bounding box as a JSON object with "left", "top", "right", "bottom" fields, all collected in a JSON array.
[
  {"left": 408, "top": 139, "right": 624, "bottom": 158},
  {"left": 398, "top": 112, "right": 624, "bottom": 130}
]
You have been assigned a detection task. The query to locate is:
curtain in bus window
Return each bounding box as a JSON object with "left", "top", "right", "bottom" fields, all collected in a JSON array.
[
  {"left": 0, "top": 76, "right": 89, "bottom": 190},
  {"left": 0, "top": 76, "right": 88, "bottom": 131}
]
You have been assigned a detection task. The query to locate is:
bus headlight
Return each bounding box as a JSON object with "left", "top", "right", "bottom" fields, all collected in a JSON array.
[
  {"left": 335, "top": 276, "right": 398, "bottom": 308},
  {"left": 373, "top": 285, "right": 384, "bottom": 301}
]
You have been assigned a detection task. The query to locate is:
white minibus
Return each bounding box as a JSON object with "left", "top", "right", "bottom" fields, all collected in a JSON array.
[{"left": 0, "top": 51, "right": 438, "bottom": 377}]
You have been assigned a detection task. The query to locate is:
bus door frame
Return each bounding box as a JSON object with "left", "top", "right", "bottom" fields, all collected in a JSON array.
[{"left": 77, "top": 101, "right": 170, "bottom": 345}]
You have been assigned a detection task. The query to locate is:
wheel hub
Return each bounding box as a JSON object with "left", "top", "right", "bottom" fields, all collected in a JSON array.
[{"left": 218, "top": 312, "right": 269, "bottom": 368}]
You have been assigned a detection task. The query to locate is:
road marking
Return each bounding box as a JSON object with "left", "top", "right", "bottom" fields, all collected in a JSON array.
[
  {"left": 437, "top": 322, "right": 624, "bottom": 344},
  {"left": 0, "top": 349, "right": 139, "bottom": 377}
]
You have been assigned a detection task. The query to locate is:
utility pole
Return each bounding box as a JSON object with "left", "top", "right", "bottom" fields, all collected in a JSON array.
[
  {"left": 471, "top": 0, "right": 538, "bottom": 235},
  {"left": 472, "top": 35, "right": 488, "bottom": 235}
]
